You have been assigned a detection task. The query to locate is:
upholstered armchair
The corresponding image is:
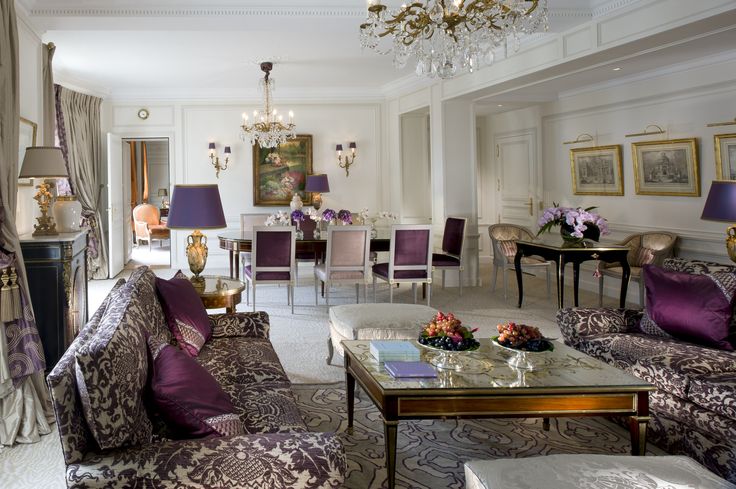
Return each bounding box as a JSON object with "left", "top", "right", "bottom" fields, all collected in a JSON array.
[
  {"left": 598, "top": 231, "right": 678, "bottom": 307},
  {"left": 133, "top": 203, "right": 170, "bottom": 251},
  {"left": 488, "top": 223, "right": 552, "bottom": 301}
]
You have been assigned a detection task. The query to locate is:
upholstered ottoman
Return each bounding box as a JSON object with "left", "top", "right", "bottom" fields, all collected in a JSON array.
[
  {"left": 464, "top": 455, "right": 735, "bottom": 489},
  {"left": 327, "top": 303, "right": 437, "bottom": 364}
]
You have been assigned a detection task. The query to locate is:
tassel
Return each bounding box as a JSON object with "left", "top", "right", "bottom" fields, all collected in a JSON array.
[
  {"left": 593, "top": 261, "right": 602, "bottom": 279},
  {"left": 10, "top": 267, "right": 22, "bottom": 320},
  {"left": 0, "top": 268, "right": 12, "bottom": 322}
]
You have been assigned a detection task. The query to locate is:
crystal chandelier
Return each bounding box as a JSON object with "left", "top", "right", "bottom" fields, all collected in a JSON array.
[
  {"left": 240, "top": 62, "right": 296, "bottom": 148},
  {"left": 359, "top": 0, "right": 548, "bottom": 79}
]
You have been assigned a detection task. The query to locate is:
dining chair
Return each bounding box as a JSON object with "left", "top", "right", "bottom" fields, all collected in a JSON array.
[
  {"left": 293, "top": 217, "right": 318, "bottom": 284},
  {"left": 488, "top": 223, "right": 552, "bottom": 301},
  {"left": 432, "top": 216, "right": 467, "bottom": 295},
  {"left": 243, "top": 226, "right": 296, "bottom": 314},
  {"left": 373, "top": 224, "right": 433, "bottom": 306},
  {"left": 598, "top": 231, "right": 678, "bottom": 307},
  {"left": 314, "top": 226, "right": 371, "bottom": 306},
  {"left": 239, "top": 213, "right": 271, "bottom": 268}
]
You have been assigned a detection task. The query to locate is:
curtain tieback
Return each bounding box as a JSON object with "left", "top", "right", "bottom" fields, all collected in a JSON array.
[{"left": 1, "top": 266, "right": 23, "bottom": 322}]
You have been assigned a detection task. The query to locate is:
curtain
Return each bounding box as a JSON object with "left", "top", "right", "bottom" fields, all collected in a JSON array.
[
  {"left": 56, "top": 85, "right": 109, "bottom": 279},
  {"left": 0, "top": 0, "right": 54, "bottom": 446},
  {"left": 141, "top": 141, "right": 149, "bottom": 203},
  {"left": 42, "top": 42, "right": 55, "bottom": 146}
]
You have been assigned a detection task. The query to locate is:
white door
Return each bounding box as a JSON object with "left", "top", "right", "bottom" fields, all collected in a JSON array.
[
  {"left": 494, "top": 130, "right": 539, "bottom": 229},
  {"left": 107, "top": 133, "right": 125, "bottom": 278},
  {"left": 122, "top": 142, "right": 133, "bottom": 263}
]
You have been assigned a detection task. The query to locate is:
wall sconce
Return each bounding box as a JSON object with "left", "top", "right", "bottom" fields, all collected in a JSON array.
[
  {"left": 208, "top": 142, "right": 231, "bottom": 178},
  {"left": 336, "top": 142, "right": 357, "bottom": 177}
]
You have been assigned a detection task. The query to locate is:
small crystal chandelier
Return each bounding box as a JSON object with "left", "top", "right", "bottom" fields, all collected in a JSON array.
[
  {"left": 360, "top": 0, "right": 548, "bottom": 79},
  {"left": 240, "top": 62, "right": 296, "bottom": 148}
]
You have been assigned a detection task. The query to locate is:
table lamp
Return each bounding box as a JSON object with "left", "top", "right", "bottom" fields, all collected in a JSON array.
[
  {"left": 19, "top": 147, "right": 69, "bottom": 236},
  {"left": 157, "top": 188, "right": 169, "bottom": 208},
  {"left": 701, "top": 180, "right": 736, "bottom": 263},
  {"left": 166, "top": 184, "right": 226, "bottom": 277},
  {"left": 305, "top": 174, "right": 330, "bottom": 210}
]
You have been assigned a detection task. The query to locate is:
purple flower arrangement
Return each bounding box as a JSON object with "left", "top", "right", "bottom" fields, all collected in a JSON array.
[
  {"left": 337, "top": 209, "right": 353, "bottom": 225},
  {"left": 290, "top": 209, "right": 305, "bottom": 223},
  {"left": 538, "top": 203, "right": 609, "bottom": 239},
  {"left": 321, "top": 208, "right": 336, "bottom": 222}
]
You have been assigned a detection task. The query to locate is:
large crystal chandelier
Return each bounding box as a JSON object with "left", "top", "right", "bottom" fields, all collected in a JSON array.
[
  {"left": 240, "top": 62, "right": 296, "bottom": 148},
  {"left": 360, "top": 0, "right": 548, "bottom": 79}
]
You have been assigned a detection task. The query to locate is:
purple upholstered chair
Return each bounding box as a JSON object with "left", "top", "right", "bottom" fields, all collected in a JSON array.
[
  {"left": 293, "top": 217, "right": 318, "bottom": 284},
  {"left": 372, "top": 224, "right": 433, "bottom": 305},
  {"left": 314, "top": 226, "right": 371, "bottom": 306},
  {"left": 432, "top": 217, "right": 467, "bottom": 295},
  {"left": 244, "top": 226, "right": 296, "bottom": 313}
]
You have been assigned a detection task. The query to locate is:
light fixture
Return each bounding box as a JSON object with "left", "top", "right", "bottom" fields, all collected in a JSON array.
[
  {"left": 157, "top": 188, "right": 169, "bottom": 208},
  {"left": 701, "top": 181, "right": 736, "bottom": 263},
  {"left": 360, "top": 0, "right": 548, "bottom": 79},
  {"left": 336, "top": 142, "right": 357, "bottom": 177},
  {"left": 305, "top": 174, "right": 330, "bottom": 210},
  {"left": 240, "top": 62, "right": 296, "bottom": 148},
  {"left": 612, "top": 67, "right": 622, "bottom": 71},
  {"left": 208, "top": 142, "right": 231, "bottom": 178},
  {"left": 19, "top": 147, "right": 69, "bottom": 236}
]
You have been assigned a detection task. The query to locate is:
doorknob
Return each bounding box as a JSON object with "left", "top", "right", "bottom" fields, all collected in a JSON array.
[{"left": 527, "top": 198, "right": 533, "bottom": 216}]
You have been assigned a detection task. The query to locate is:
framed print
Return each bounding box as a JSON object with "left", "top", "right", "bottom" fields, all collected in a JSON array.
[
  {"left": 632, "top": 139, "right": 700, "bottom": 196},
  {"left": 570, "top": 145, "right": 624, "bottom": 195},
  {"left": 19, "top": 117, "right": 38, "bottom": 185},
  {"left": 252, "top": 135, "right": 313, "bottom": 206},
  {"left": 715, "top": 133, "right": 736, "bottom": 181}
]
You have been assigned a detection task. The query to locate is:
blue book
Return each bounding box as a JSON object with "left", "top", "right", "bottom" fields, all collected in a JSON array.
[
  {"left": 370, "top": 341, "right": 420, "bottom": 362},
  {"left": 384, "top": 361, "right": 437, "bottom": 378}
]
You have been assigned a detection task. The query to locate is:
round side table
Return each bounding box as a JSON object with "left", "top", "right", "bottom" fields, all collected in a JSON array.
[{"left": 191, "top": 275, "right": 245, "bottom": 313}]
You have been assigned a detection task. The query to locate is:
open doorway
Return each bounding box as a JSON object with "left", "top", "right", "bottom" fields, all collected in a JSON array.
[{"left": 122, "top": 138, "right": 171, "bottom": 269}]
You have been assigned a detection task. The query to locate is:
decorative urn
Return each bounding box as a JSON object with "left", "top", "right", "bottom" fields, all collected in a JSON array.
[{"left": 53, "top": 195, "right": 83, "bottom": 232}]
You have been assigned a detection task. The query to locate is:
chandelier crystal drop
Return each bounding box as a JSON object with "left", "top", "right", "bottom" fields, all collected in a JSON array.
[
  {"left": 240, "top": 62, "right": 296, "bottom": 148},
  {"left": 359, "top": 0, "right": 548, "bottom": 79}
]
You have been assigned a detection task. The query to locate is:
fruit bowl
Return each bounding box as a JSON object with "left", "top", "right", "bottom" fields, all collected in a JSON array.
[
  {"left": 492, "top": 322, "right": 554, "bottom": 370},
  {"left": 417, "top": 312, "right": 480, "bottom": 370}
]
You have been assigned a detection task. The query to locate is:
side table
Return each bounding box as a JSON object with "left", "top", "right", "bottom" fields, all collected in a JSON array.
[{"left": 191, "top": 275, "right": 245, "bottom": 313}]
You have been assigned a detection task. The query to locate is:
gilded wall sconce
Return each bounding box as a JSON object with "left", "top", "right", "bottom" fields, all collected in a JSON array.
[
  {"left": 208, "top": 142, "right": 231, "bottom": 178},
  {"left": 336, "top": 142, "right": 357, "bottom": 177}
]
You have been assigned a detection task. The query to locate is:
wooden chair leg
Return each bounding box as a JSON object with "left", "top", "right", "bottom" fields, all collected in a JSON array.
[
  {"left": 412, "top": 283, "right": 417, "bottom": 304},
  {"left": 503, "top": 267, "right": 508, "bottom": 301},
  {"left": 427, "top": 283, "right": 431, "bottom": 307},
  {"left": 355, "top": 283, "right": 360, "bottom": 304},
  {"left": 389, "top": 283, "right": 394, "bottom": 303}
]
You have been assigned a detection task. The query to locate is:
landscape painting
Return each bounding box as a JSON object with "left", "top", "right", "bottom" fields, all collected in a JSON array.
[{"left": 253, "top": 135, "right": 313, "bottom": 206}]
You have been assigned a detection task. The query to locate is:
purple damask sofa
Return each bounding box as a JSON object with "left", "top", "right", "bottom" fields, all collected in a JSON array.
[
  {"left": 557, "top": 258, "right": 736, "bottom": 483},
  {"left": 46, "top": 266, "right": 345, "bottom": 488}
]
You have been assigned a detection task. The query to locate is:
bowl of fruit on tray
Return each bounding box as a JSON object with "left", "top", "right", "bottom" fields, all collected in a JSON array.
[
  {"left": 491, "top": 322, "right": 554, "bottom": 353},
  {"left": 418, "top": 312, "right": 481, "bottom": 352}
]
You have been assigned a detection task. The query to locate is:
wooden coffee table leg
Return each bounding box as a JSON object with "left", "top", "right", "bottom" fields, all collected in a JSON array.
[
  {"left": 543, "top": 417, "right": 550, "bottom": 431},
  {"left": 630, "top": 392, "right": 650, "bottom": 455},
  {"left": 346, "top": 366, "right": 355, "bottom": 434},
  {"left": 384, "top": 420, "right": 398, "bottom": 489}
]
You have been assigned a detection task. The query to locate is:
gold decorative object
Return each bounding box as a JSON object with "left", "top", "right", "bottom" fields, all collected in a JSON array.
[
  {"left": 186, "top": 230, "right": 208, "bottom": 278},
  {"left": 625, "top": 124, "right": 666, "bottom": 138},
  {"left": 19, "top": 146, "right": 69, "bottom": 235},
  {"left": 707, "top": 118, "right": 736, "bottom": 128},
  {"left": 32, "top": 181, "right": 59, "bottom": 236},
  {"left": 336, "top": 142, "right": 357, "bottom": 177},
  {"left": 562, "top": 133, "right": 595, "bottom": 145},
  {"left": 208, "top": 143, "right": 231, "bottom": 178},
  {"left": 240, "top": 62, "right": 296, "bottom": 148},
  {"left": 726, "top": 226, "right": 736, "bottom": 263}
]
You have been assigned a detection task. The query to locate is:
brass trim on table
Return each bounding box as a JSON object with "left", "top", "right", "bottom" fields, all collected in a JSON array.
[{"left": 515, "top": 240, "right": 629, "bottom": 253}]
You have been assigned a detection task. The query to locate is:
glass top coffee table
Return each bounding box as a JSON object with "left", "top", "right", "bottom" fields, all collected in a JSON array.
[{"left": 342, "top": 339, "right": 654, "bottom": 489}]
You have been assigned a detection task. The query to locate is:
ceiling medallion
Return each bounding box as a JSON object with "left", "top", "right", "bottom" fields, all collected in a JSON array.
[
  {"left": 240, "top": 62, "right": 296, "bottom": 148},
  {"left": 360, "top": 0, "right": 549, "bottom": 79}
]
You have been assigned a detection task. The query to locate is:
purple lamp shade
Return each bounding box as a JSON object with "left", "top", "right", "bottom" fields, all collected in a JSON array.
[
  {"left": 349, "top": 142, "right": 357, "bottom": 150},
  {"left": 208, "top": 142, "right": 216, "bottom": 151},
  {"left": 166, "top": 184, "right": 226, "bottom": 229},
  {"left": 305, "top": 174, "right": 330, "bottom": 194},
  {"left": 224, "top": 146, "right": 231, "bottom": 154},
  {"left": 336, "top": 144, "right": 343, "bottom": 152},
  {"left": 702, "top": 181, "right": 736, "bottom": 222}
]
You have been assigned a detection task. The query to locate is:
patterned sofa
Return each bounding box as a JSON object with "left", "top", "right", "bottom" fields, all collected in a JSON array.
[
  {"left": 557, "top": 258, "right": 736, "bottom": 483},
  {"left": 46, "top": 266, "right": 345, "bottom": 488}
]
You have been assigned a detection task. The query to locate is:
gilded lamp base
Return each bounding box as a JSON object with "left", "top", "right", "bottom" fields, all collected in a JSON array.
[
  {"left": 32, "top": 182, "right": 59, "bottom": 236},
  {"left": 726, "top": 226, "right": 736, "bottom": 264},
  {"left": 186, "top": 230, "right": 208, "bottom": 277}
]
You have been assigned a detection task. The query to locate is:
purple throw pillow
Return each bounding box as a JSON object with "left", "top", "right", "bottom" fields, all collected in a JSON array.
[
  {"left": 146, "top": 335, "right": 243, "bottom": 439},
  {"left": 643, "top": 264, "right": 735, "bottom": 351},
  {"left": 155, "top": 272, "right": 212, "bottom": 356}
]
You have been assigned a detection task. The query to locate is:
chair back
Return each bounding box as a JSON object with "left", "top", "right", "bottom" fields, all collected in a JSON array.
[
  {"left": 442, "top": 217, "right": 467, "bottom": 259},
  {"left": 293, "top": 217, "right": 318, "bottom": 239},
  {"left": 133, "top": 203, "right": 160, "bottom": 226},
  {"left": 252, "top": 226, "right": 296, "bottom": 279},
  {"left": 240, "top": 213, "right": 271, "bottom": 232},
  {"left": 488, "top": 223, "right": 536, "bottom": 264},
  {"left": 389, "top": 224, "right": 432, "bottom": 280},
  {"left": 325, "top": 226, "right": 371, "bottom": 278},
  {"left": 619, "top": 231, "right": 678, "bottom": 267}
]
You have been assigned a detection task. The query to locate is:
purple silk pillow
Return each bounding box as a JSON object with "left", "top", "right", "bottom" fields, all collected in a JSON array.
[
  {"left": 643, "top": 264, "right": 735, "bottom": 351},
  {"left": 146, "top": 336, "right": 243, "bottom": 439},
  {"left": 155, "top": 273, "right": 212, "bottom": 356}
]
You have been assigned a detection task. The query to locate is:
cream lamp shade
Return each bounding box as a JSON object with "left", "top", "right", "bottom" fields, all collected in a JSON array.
[{"left": 19, "top": 147, "right": 68, "bottom": 178}]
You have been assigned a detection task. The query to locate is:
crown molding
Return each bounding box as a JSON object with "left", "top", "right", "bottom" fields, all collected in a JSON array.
[
  {"left": 592, "top": 0, "right": 645, "bottom": 18},
  {"left": 27, "top": 6, "right": 367, "bottom": 18}
]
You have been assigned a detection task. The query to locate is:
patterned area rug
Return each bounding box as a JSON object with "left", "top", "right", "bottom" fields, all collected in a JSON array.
[{"left": 292, "top": 384, "right": 665, "bottom": 489}]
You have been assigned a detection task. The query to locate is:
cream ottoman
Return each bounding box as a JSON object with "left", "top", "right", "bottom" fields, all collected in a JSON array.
[
  {"left": 327, "top": 303, "right": 437, "bottom": 365},
  {"left": 464, "top": 455, "right": 735, "bottom": 489}
]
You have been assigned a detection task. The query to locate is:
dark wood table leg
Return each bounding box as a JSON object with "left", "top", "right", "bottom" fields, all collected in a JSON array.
[
  {"left": 620, "top": 259, "right": 631, "bottom": 308},
  {"left": 229, "top": 250, "right": 234, "bottom": 278},
  {"left": 629, "top": 392, "right": 650, "bottom": 455},
  {"left": 346, "top": 365, "right": 355, "bottom": 435},
  {"left": 384, "top": 420, "right": 399, "bottom": 489},
  {"left": 573, "top": 261, "right": 580, "bottom": 307},
  {"left": 422, "top": 283, "right": 426, "bottom": 299},
  {"left": 515, "top": 250, "right": 524, "bottom": 308},
  {"left": 557, "top": 256, "right": 565, "bottom": 309},
  {"left": 543, "top": 417, "right": 550, "bottom": 431},
  {"left": 234, "top": 251, "right": 240, "bottom": 280}
]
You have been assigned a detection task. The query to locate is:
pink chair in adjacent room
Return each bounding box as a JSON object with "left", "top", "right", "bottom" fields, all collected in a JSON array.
[
  {"left": 372, "top": 224, "right": 433, "bottom": 306},
  {"left": 243, "top": 226, "right": 296, "bottom": 314},
  {"left": 314, "top": 226, "right": 371, "bottom": 306},
  {"left": 133, "top": 203, "right": 170, "bottom": 251},
  {"left": 432, "top": 216, "right": 467, "bottom": 295}
]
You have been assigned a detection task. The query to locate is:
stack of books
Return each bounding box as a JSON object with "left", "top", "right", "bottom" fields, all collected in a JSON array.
[{"left": 369, "top": 341, "right": 420, "bottom": 363}]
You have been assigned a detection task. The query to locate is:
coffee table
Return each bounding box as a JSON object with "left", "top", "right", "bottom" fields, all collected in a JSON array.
[{"left": 343, "top": 340, "right": 654, "bottom": 489}]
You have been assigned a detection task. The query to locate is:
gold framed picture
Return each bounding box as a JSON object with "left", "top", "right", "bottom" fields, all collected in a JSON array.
[
  {"left": 252, "top": 135, "right": 313, "bottom": 206},
  {"left": 632, "top": 138, "right": 700, "bottom": 197},
  {"left": 715, "top": 133, "right": 736, "bottom": 181},
  {"left": 570, "top": 145, "right": 624, "bottom": 196}
]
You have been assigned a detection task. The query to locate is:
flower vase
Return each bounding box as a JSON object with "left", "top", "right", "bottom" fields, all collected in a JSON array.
[
  {"left": 370, "top": 218, "right": 378, "bottom": 239},
  {"left": 560, "top": 222, "right": 601, "bottom": 245},
  {"left": 295, "top": 222, "right": 304, "bottom": 240}
]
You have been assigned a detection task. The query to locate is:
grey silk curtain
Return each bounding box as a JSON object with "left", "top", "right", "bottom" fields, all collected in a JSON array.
[
  {"left": 42, "top": 42, "right": 55, "bottom": 146},
  {"left": 0, "top": 0, "right": 54, "bottom": 446},
  {"left": 56, "top": 86, "right": 109, "bottom": 279}
]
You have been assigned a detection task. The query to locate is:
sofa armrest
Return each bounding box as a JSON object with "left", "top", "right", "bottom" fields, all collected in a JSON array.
[
  {"left": 209, "top": 311, "right": 270, "bottom": 339},
  {"left": 557, "top": 308, "right": 642, "bottom": 347},
  {"left": 68, "top": 432, "right": 345, "bottom": 489}
]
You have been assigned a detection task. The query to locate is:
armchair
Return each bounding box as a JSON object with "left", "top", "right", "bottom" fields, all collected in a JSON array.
[
  {"left": 488, "top": 223, "right": 552, "bottom": 300},
  {"left": 133, "top": 203, "right": 170, "bottom": 251}
]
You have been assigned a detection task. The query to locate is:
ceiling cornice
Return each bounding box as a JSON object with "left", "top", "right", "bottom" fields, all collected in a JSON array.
[{"left": 592, "top": 0, "right": 642, "bottom": 18}]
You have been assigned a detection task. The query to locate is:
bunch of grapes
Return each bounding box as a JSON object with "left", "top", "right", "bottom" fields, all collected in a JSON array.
[
  {"left": 496, "top": 322, "right": 543, "bottom": 349},
  {"left": 418, "top": 312, "right": 480, "bottom": 351}
]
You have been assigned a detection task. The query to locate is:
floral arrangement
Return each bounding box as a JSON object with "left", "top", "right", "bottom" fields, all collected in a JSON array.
[
  {"left": 265, "top": 211, "right": 290, "bottom": 226},
  {"left": 358, "top": 208, "right": 370, "bottom": 224},
  {"left": 377, "top": 211, "right": 398, "bottom": 220},
  {"left": 290, "top": 209, "right": 305, "bottom": 223},
  {"left": 321, "top": 208, "right": 336, "bottom": 222},
  {"left": 537, "top": 203, "right": 609, "bottom": 240},
  {"left": 337, "top": 209, "right": 352, "bottom": 225},
  {"left": 305, "top": 207, "right": 322, "bottom": 222},
  {"left": 418, "top": 311, "right": 480, "bottom": 352}
]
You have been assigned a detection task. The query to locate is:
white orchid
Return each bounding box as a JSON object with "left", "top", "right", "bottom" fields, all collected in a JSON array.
[
  {"left": 265, "top": 211, "right": 291, "bottom": 226},
  {"left": 305, "top": 207, "right": 322, "bottom": 222}
]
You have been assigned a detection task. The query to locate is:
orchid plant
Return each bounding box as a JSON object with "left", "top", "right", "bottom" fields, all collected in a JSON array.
[
  {"left": 537, "top": 203, "right": 609, "bottom": 239},
  {"left": 265, "top": 211, "right": 290, "bottom": 226}
]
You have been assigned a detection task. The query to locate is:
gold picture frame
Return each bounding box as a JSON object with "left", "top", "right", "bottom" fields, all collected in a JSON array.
[
  {"left": 632, "top": 138, "right": 700, "bottom": 197},
  {"left": 252, "top": 135, "right": 313, "bottom": 207},
  {"left": 570, "top": 145, "right": 624, "bottom": 196},
  {"left": 715, "top": 133, "right": 736, "bottom": 181},
  {"left": 19, "top": 117, "right": 38, "bottom": 186}
]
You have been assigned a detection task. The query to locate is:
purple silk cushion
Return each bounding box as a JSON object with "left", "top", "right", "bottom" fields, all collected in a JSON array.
[
  {"left": 155, "top": 273, "right": 211, "bottom": 357},
  {"left": 146, "top": 336, "right": 243, "bottom": 439},
  {"left": 643, "top": 264, "right": 735, "bottom": 351}
]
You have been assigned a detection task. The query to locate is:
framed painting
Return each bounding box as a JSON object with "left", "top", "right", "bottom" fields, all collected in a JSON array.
[
  {"left": 253, "top": 135, "right": 313, "bottom": 206},
  {"left": 632, "top": 138, "right": 700, "bottom": 196},
  {"left": 715, "top": 133, "right": 736, "bottom": 181},
  {"left": 570, "top": 145, "right": 624, "bottom": 195},
  {"left": 19, "top": 117, "right": 38, "bottom": 185}
]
